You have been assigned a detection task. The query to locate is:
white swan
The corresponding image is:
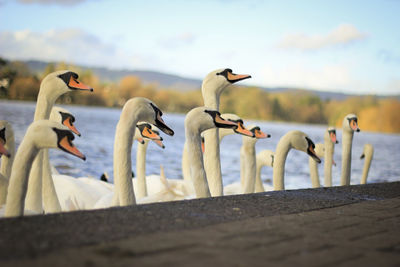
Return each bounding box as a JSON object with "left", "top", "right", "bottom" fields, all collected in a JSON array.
[
  {"left": 340, "top": 114, "right": 360, "bottom": 186},
  {"left": 4, "top": 120, "right": 85, "bottom": 217},
  {"left": 182, "top": 113, "right": 253, "bottom": 189},
  {"left": 254, "top": 150, "right": 275, "bottom": 192},
  {"left": 240, "top": 125, "right": 270, "bottom": 194},
  {"left": 25, "top": 70, "right": 93, "bottom": 214},
  {"left": 185, "top": 107, "right": 238, "bottom": 198},
  {"left": 273, "top": 130, "right": 321, "bottom": 190},
  {"left": 0, "top": 121, "right": 14, "bottom": 205},
  {"left": 95, "top": 97, "right": 174, "bottom": 208},
  {"left": 201, "top": 68, "right": 251, "bottom": 196},
  {"left": 360, "top": 144, "right": 374, "bottom": 184},
  {"left": 323, "top": 127, "right": 338, "bottom": 187},
  {"left": 309, "top": 143, "right": 325, "bottom": 188}
]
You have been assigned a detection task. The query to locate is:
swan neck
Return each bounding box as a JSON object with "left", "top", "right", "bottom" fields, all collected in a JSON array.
[
  {"left": 186, "top": 130, "right": 211, "bottom": 198},
  {"left": 113, "top": 115, "right": 137, "bottom": 206},
  {"left": 273, "top": 138, "right": 291, "bottom": 190},
  {"left": 241, "top": 143, "right": 256, "bottom": 193},
  {"left": 323, "top": 140, "right": 334, "bottom": 187},
  {"left": 255, "top": 160, "right": 265, "bottom": 193},
  {"left": 202, "top": 128, "right": 222, "bottom": 196},
  {"left": 309, "top": 157, "right": 321, "bottom": 188},
  {"left": 361, "top": 152, "right": 373, "bottom": 184},
  {"left": 135, "top": 141, "right": 149, "bottom": 199},
  {"left": 182, "top": 142, "right": 191, "bottom": 182},
  {"left": 41, "top": 149, "right": 62, "bottom": 212},
  {"left": 34, "top": 91, "right": 54, "bottom": 120},
  {"left": 25, "top": 150, "right": 44, "bottom": 212},
  {"left": 5, "top": 139, "right": 38, "bottom": 217},
  {"left": 340, "top": 130, "right": 354, "bottom": 186}
]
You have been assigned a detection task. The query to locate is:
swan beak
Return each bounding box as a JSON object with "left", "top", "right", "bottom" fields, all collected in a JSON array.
[
  {"left": 227, "top": 72, "right": 252, "bottom": 84},
  {"left": 58, "top": 136, "right": 86, "bottom": 161},
  {"left": 350, "top": 120, "right": 360, "bottom": 132},
  {"left": 254, "top": 129, "right": 270, "bottom": 139},
  {"left": 153, "top": 139, "right": 165, "bottom": 149},
  {"left": 68, "top": 76, "right": 94, "bottom": 91},
  {"left": 141, "top": 126, "right": 163, "bottom": 141},
  {"left": 307, "top": 145, "right": 321, "bottom": 164},
  {"left": 330, "top": 132, "right": 338, "bottom": 144},
  {"left": 0, "top": 140, "right": 10, "bottom": 158},
  {"left": 137, "top": 138, "right": 145, "bottom": 144},
  {"left": 155, "top": 112, "right": 174, "bottom": 136},
  {"left": 234, "top": 122, "right": 254, "bottom": 137},
  {"left": 215, "top": 114, "right": 238, "bottom": 129},
  {"left": 201, "top": 136, "right": 205, "bottom": 153},
  {"left": 63, "top": 117, "right": 81, "bottom": 137}
]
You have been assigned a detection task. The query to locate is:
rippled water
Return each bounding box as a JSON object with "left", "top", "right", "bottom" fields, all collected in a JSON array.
[{"left": 1, "top": 100, "right": 399, "bottom": 190}]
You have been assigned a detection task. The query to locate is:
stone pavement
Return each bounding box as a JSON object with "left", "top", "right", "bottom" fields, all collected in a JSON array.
[{"left": 0, "top": 182, "right": 399, "bottom": 267}]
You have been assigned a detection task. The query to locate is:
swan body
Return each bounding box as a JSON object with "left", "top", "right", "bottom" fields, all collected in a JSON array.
[
  {"left": 185, "top": 107, "right": 238, "bottom": 198},
  {"left": 323, "top": 127, "right": 338, "bottom": 187},
  {"left": 273, "top": 130, "right": 321, "bottom": 190},
  {"left": 0, "top": 121, "right": 15, "bottom": 205},
  {"left": 201, "top": 69, "right": 251, "bottom": 196},
  {"left": 360, "top": 144, "right": 374, "bottom": 184},
  {"left": 309, "top": 143, "right": 325, "bottom": 188},
  {"left": 4, "top": 120, "right": 85, "bottom": 217},
  {"left": 340, "top": 114, "right": 360, "bottom": 186},
  {"left": 25, "top": 71, "right": 92, "bottom": 214}
]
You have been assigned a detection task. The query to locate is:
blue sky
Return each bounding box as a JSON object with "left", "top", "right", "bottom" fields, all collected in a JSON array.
[{"left": 1, "top": 0, "right": 399, "bottom": 95}]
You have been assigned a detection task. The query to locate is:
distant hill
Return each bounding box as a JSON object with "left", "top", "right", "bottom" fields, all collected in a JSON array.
[{"left": 19, "top": 60, "right": 398, "bottom": 101}]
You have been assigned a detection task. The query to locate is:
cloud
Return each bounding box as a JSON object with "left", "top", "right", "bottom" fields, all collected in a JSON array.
[
  {"left": 16, "top": 0, "right": 89, "bottom": 5},
  {"left": 0, "top": 29, "right": 133, "bottom": 68},
  {"left": 277, "top": 24, "right": 368, "bottom": 51},
  {"left": 257, "top": 63, "right": 355, "bottom": 92},
  {"left": 158, "top": 32, "right": 196, "bottom": 49}
]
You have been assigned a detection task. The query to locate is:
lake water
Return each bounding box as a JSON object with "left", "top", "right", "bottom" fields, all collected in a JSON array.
[{"left": 1, "top": 100, "right": 399, "bottom": 190}]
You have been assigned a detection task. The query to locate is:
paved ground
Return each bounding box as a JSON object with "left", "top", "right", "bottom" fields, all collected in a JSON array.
[{"left": 0, "top": 182, "right": 399, "bottom": 266}]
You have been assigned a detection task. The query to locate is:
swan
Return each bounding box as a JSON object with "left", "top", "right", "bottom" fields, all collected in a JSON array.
[
  {"left": 309, "top": 143, "right": 325, "bottom": 188},
  {"left": 25, "top": 70, "right": 93, "bottom": 214},
  {"left": 0, "top": 121, "right": 14, "bottom": 205},
  {"left": 273, "top": 130, "right": 321, "bottom": 190},
  {"left": 201, "top": 68, "right": 251, "bottom": 196},
  {"left": 185, "top": 107, "right": 238, "bottom": 198},
  {"left": 360, "top": 144, "right": 374, "bottom": 184},
  {"left": 323, "top": 127, "right": 338, "bottom": 187},
  {"left": 182, "top": 113, "right": 253, "bottom": 188},
  {"left": 254, "top": 150, "right": 275, "bottom": 193},
  {"left": 95, "top": 97, "right": 174, "bottom": 208},
  {"left": 340, "top": 114, "right": 360, "bottom": 186},
  {"left": 240, "top": 125, "right": 270, "bottom": 193},
  {"left": 4, "top": 120, "right": 85, "bottom": 217},
  {"left": 223, "top": 125, "right": 270, "bottom": 195}
]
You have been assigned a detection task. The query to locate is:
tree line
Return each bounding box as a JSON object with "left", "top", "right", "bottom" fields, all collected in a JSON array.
[{"left": 1, "top": 58, "right": 399, "bottom": 133}]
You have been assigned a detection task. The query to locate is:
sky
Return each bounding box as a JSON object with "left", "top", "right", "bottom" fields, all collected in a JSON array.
[{"left": 0, "top": 0, "right": 400, "bottom": 95}]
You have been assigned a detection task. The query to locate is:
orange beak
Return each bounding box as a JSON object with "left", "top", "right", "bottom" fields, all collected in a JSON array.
[
  {"left": 254, "top": 129, "right": 270, "bottom": 139},
  {"left": 215, "top": 114, "right": 238, "bottom": 128},
  {"left": 227, "top": 72, "right": 252, "bottom": 83},
  {"left": 201, "top": 137, "right": 205, "bottom": 153},
  {"left": 141, "top": 126, "right": 162, "bottom": 141},
  {"left": 153, "top": 139, "right": 165, "bottom": 149},
  {"left": 59, "top": 136, "right": 86, "bottom": 160},
  {"left": 235, "top": 123, "right": 254, "bottom": 137},
  {"left": 350, "top": 120, "right": 360, "bottom": 132},
  {"left": 137, "top": 138, "right": 145, "bottom": 144},
  {"left": 330, "top": 132, "right": 338, "bottom": 144},
  {"left": 0, "top": 140, "right": 10, "bottom": 158},
  {"left": 63, "top": 117, "right": 81, "bottom": 137},
  {"left": 68, "top": 76, "right": 93, "bottom": 91}
]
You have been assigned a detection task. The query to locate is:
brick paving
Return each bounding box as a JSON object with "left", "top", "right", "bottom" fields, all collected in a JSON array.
[{"left": 0, "top": 182, "right": 399, "bottom": 267}]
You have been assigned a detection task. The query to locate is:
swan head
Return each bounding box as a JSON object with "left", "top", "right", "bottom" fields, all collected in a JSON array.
[
  {"left": 288, "top": 130, "right": 321, "bottom": 163},
  {"left": 325, "top": 127, "right": 338, "bottom": 144},
  {"left": 41, "top": 70, "right": 93, "bottom": 100},
  {"left": 123, "top": 97, "right": 174, "bottom": 136},
  {"left": 0, "top": 120, "right": 12, "bottom": 158},
  {"left": 201, "top": 68, "right": 251, "bottom": 97},
  {"left": 50, "top": 106, "right": 81, "bottom": 136},
  {"left": 218, "top": 113, "right": 254, "bottom": 138},
  {"left": 185, "top": 107, "right": 238, "bottom": 135},
  {"left": 257, "top": 150, "right": 275, "bottom": 167},
  {"left": 343, "top": 114, "right": 360, "bottom": 133},
  {"left": 360, "top": 143, "right": 374, "bottom": 159},
  {"left": 136, "top": 122, "right": 165, "bottom": 149},
  {"left": 249, "top": 125, "right": 271, "bottom": 139},
  {"left": 27, "top": 120, "right": 86, "bottom": 161}
]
